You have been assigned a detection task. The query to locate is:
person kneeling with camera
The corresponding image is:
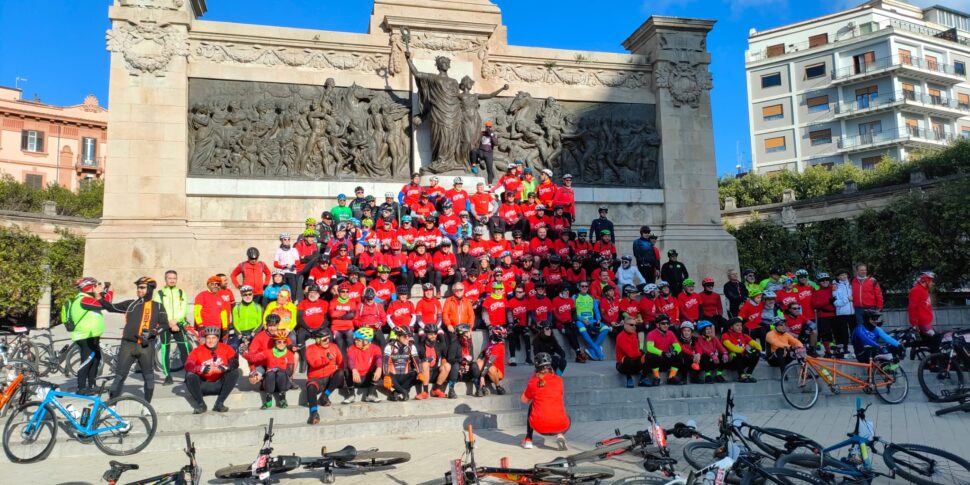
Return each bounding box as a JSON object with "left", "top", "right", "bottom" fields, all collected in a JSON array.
[{"left": 184, "top": 326, "right": 240, "bottom": 414}]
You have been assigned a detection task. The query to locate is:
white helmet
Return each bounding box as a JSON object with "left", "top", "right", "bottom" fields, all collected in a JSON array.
[{"left": 644, "top": 283, "right": 658, "bottom": 293}]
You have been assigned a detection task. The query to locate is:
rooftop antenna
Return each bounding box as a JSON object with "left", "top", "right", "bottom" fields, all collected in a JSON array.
[{"left": 14, "top": 76, "right": 27, "bottom": 89}]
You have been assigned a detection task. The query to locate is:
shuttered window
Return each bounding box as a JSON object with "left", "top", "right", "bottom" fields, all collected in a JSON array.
[
  {"left": 20, "top": 130, "right": 44, "bottom": 152},
  {"left": 807, "top": 95, "right": 829, "bottom": 112},
  {"left": 902, "top": 83, "right": 915, "bottom": 100},
  {"left": 926, "top": 55, "right": 939, "bottom": 71},
  {"left": 808, "top": 33, "right": 828, "bottom": 48},
  {"left": 764, "top": 136, "right": 786, "bottom": 153},
  {"left": 762, "top": 104, "right": 784, "bottom": 120},
  {"left": 24, "top": 174, "right": 43, "bottom": 189},
  {"left": 958, "top": 93, "right": 969, "bottom": 108},
  {"left": 898, "top": 49, "right": 912, "bottom": 65},
  {"left": 805, "top": 63, "right": 826, "bottom": 79},
  {"left": 861, "top": 156, "right": 881, "bottom": 170},
  {"left": 809, "top": 129, "right": 832, "bottom": 145},
  {"left": 766, "top": 44, "right": 785, "bottom": 58}
]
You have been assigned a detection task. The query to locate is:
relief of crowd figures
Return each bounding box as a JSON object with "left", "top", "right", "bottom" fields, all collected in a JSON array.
[
  {"left": 187, "top": 78, "right": 411, "bottom": 180},
  {"left": 480, "top": 94, "right": 661, "bottom": 187}
]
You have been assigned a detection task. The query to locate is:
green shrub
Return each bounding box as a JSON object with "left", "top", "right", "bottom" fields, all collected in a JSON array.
[
  {"left": 0, "top": 175, "right": 103, "bottom": 218},
  {"left": 0, "top": 226, "right": 86, "bottom": 320}
]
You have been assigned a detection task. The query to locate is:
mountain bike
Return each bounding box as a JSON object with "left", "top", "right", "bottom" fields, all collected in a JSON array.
[
  {"left": 775, "top": 398, "right": 970, "bottom": 485},
  {"left": 2, "top": 376, "right": 157, "bottom": 463},
  {"left": 444, "top": 424, "right": 615, "bottom": 484},
  {"left": 214, "top": 418, "right": 410, "bottom": 483},
  {"left": 917, "top": 330, "right": 970, "bottom": 402},
  {"left": 780, "top": 352, "right": 908, "bottom": 410},
  {"left": 103, "top": 432, "right": 199, "bottom": 485}
]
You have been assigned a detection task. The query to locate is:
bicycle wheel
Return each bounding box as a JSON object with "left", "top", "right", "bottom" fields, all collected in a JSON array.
[
  {"left": 30, "top": 346, "right": 54, "bottom": 378},
  {"left": 215, "top": 457, "right": 301, "bottom": 479},
  {"left": 65, "top": 344, "right": 106, "bottom": 378},
  {"left": 883, "top": 443, "right": 970, "bottom": 485},
  {"left": 781, "top": 363, "right": 819, "bottom": 410},
  {"left": 92, "top": 395, "right": 157, "bottom": 456},
  {"left": 873, "top": 364, "right": 908, "bottom": 404},
  {"left": 2, "top": 401, "right": 57, "bottom": 463},
  {"left": 564, "top": 438, "right": 635, "bottom": 464},
  {"left": 608, "top": 478, "right": 676, "bottom": 485},
  {"left": 918, "top": 353, "right": 966, "bottom": 402},
  {"left": 748, "top": 427, "right": 815, "bottom": 459},
  {"left": 341, "top": 450, "right": 410, "bottom": 467},
  {"left": 742, "top": 467, "right": 830, "bottom": 485},
  {"left": 11, "top": 340, "right": 38, "bottom": 367},
  {"left": 537, "top": 465, "right": 615, "bottom": 484}
]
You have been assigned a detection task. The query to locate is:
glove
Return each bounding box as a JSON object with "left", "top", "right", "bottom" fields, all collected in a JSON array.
[
  {"left": 217, "top": 365, "right": 229, "bottom": 373},
  {"left": 248, "top": 372, "right": 262, "bottom": 385},
  {"left": 383, "top": 375, "right": 394, "bottom": 391},
  {"left": 201, "top": 365, "right": 212, "bottom": 374}
]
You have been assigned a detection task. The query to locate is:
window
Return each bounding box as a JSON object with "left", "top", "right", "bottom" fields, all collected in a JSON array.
[
  {"left": 928, "top": 88, "right": 942, "bottom": 105},
  {"left": 956, "top": 61, "right": 966, "bottom": 76},
  {"left": 905, "top": 118, "right": 920, "bottom": 136},
  {"left": 24, "top": 174, "right": 43, "bottom": 190},
  {"left": 762, "top": 104, "right": 784, "bottom": 121},
  {"left": 858, "top": 121, "right": 882, "bottom": 144},
  {"left": 926, "top": 55, "right": 939, "bottom": 72},
  {"left": 861, "top": 156, "right": 881, "bottom": 170},
  {"left": 959, "top": 93, "right": 969, "bottom": 109},
  {"left": 902, "top": 82, "right": 916, "bottom": 100},
  {"left": 961, "top": 125, "right": 970, "bottom": 138},
  {"left": 20, "top": 130, "right": 44, "bottom": 152},
  {"left": 807, "top": 95, "right": 830, "bottom": 112},
  {"left": 805, "top": 63, "right": 826, "bottom": 79},
  {"left": 82, "top": 137, "right": 97, "bottom": 164},
  {"left": 808, "top": 33, "right": 828, "bottom": 48},
  {"left": 855, "top": 85, "right": 878, "bottom": 109},
  {"left": 761, "top": 72, "right": 782, "bottom": 88},
  {"left": 898, "top": 48, "right": 912, "bottom": 65},
  {"left": 766, "top": 44, "right": 785, "bottom": 58},
  {"left": 809, "top": 129, "right": 832, "bottom": 145},
  {"left": 764, "top": 136, "right": 787, "bottom": 153},
  {"left": 932, "top": 120, "right": 945, "bottom": 139},
  {"left": 853, "top": 51, "right": 876, "bottom": 74},
  {"left": 820, "top": 162, "right": 835, "bottom": 171}
]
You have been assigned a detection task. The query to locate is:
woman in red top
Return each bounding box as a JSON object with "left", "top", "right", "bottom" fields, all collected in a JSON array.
[
  {"left": 387, "top": 287, "right": 416, "bottom": 333},
  {"left": 415, "top": 283, "right": 443, "bottom": 331},
  {"left": 692, "top": 320, "right": 729, "bottom": 383},
  {"left": 304, "top": 329, "right": 344, "bottom": 424},
  {"left": 256, "top": 332, "right": 296, "bottom": 409},
  {"left": 520, "top": 352, "right": 570, "bottom": 450}
]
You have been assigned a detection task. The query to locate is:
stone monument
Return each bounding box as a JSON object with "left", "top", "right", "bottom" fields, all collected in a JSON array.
[{"left": 86, "top": 0, "right": 738, "bottom": 291}]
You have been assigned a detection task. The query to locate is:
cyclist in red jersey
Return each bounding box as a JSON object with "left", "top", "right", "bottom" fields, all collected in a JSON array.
[
  {"left": 467, "top": 226, "right": 491, "bottom": 259},
  {"left": 376, "top": 218, "right": 398, "bottom": 249},
  {"left": 552, "top": 286, "right": 583, "bottom": 361},
  {"left": 618, "top": 286, "right": 641, "bottom": 324},
  {"left": 396, "top": 216, "right": 419, "bottom": 251},
  {"left": 305, "top": 328, "right": 344, "bottom": 424},
  {"left": 722, "top": 317, "right": 762, "bottom": 383},
  {"left": 520, "top": 352, "right": 570, "bottom": 450},
  {"left": 590, "top": 269, "right": 618, "bottom": 300},
  {"left": 677, "top": 279, "right": 702, "bottom": 323},
  {"left": 368, "top": 265, "right": 396, "bottom": 306},
  {"left": 529, "top": 226, "right": 553, "bottom": 261},
  {"left": 482, "top": 282, "right": 508, "bottom": 330},
  {"left": 616, "top": 317, "right": 650, "bottom": 388},
  {"left": 254, "top": 332, "right": 296, "bottom": 409},
  {"left": 535, "top": 169, "right": 558, "bottom": 207},
  {"left": 478, "top": 326, "right": 508, "bottom": 395},
  {"left": 342, "top": 328, "right": 383, "bottom": 403},
  {"left": 654, "top": 281, "right": 680, "bottom": 325},
  {"left": 643, "top": 315, "right": 683, "bottom": 386},
  {"left": 469, "top": 182, "right": 496, "bottom": 226},
  {"left": 497, "top": 190, "right": 526, "bottom": 235},
  {"left": 406, "top": 241, "right": 435, "bottom": 292},
  {"left": 386, "top": 286, "right": 416, "bottom": 334},
  {"left": 592, "top": 229, "right": 617, "bottom": 264},
  {"left": 599, "top": 285, "right": 621, "bottom": 336},
  {"left": 638, "top": 284, "right": 659, "bottom": 326},
  {"left": 551, "top": 173, "right": 576, "bottom": 221},
  {"left": 698, "top": 277, "right": 726, "bottom": 332},
  {"left": 355, "top": 288, "right": 388, "bottom": 348},
  {"left": 307, "top": 256, "right": 337, "bottom": 293},
  {"left": 357, "top": 239, "right": 383, "bottom": 280},
  {"left": 296, "top": 285, "right": 329, "bottom": 371},
  {"left": 692, "top": 320, "right": 729, "bottom": 383},
  {"left": 527, "top": 205, "right": 550, "bottom": 233},
  {"left": 487, "top": 231, "right": 511, "bottom": 260},
  {"left": 445, "top": 177, "right": 471, "bottom": 213},
  {"left": 184, "top": 326, "right": 240, "bottom": 414},
  {"left": 417, "top": 213, "right": 443, "bottom": 249},
  {"left": 549, "top": 205, "right": 571, "bottom": 238},
  {"left": 399, "top": 172, "right": 423, "bottom": 208},
  {"left": 415, "top": 283, "right": 443, "bottom": 333},
  {"left": 328, "top": 285, "right": 358, "bottom": 353},
  {"left": 507, "top": 286, "right": 532, "bottom": 366},
  {"left": 433, "top": 242, "right": 460, "bottom": 288}
]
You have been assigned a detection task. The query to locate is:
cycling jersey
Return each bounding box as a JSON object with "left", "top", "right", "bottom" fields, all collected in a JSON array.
[
  {"left": 645, "top": 328, "right": 682, "bottom": 355},
  {"left": 185, "top": 343, "right": 237, "bottom": 382},
  {"left": 329, "top": 297, "right": 357, "bottom": 332},
  {"left": 383, "top": 341, "right": 419, "bottom": 374},
  {"left": 851, "top": 324, "right": 900, "bottom": 352},
  {"left": 355, "top": 301, "right": 387, "bottom": 330},
  {"left": 523, "top": 373, "right": 570, "bottom": 434},
  {"left": 678, "top": 291, "right": 702, "bottom": 322},
  {"left": 306, "top": 343, "right": 343, "bottom": 379},
  {"left": 346, "top": 343, "right": 382, "bottom": 373},
  {"left": 615, "top": 330, "right": 641, "bottom": 361},
  {"left": 722, "top": 330, "right": 762, "bottom": 355},
  {"left": 387, "top": 299, "right": 415, "bottom": 329},
  {"left": 232, "top": 301, "right": 264, "bottom": 333},
  {"left": 483, "top": 295, "right": 508, "bottom": 327},
  {"left": 194, "top": 290, "right": 228, "bottom": 329},
  {"left": 297, "top": 299, "right": 328, "bottom": 330},
  {"left": 263, "top": 301, "right": 298, "bottom": 330},
  {"left": 154, "top": 286, "right": 188, "bottom": 324},
  {"left": 415, "top": 297, "right": 442, "bottom": 325},
  {"left": 508, "top": 297, "right": 530, "bottom": 327}
]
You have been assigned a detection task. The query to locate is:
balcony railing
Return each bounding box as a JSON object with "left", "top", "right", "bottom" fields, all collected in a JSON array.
[
  {"left": 836, "top": 89, "right": 970, "bottom": 116},
  {"left": 839, "top": 126, "right": 955, "bottom": 150},
  {"left": 75, "top": 155, "right": 104, "bottom": 172},
  {"left": 831, "top": 54, "right": 964, "bottom": 81}
]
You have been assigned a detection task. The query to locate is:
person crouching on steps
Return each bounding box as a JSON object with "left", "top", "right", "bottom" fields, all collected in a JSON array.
[
  {"left": 478, "top": 325, "right": 508, "bottom": 395},
  {"left": 520, "top": 352, "right": 570, "bottom": 451},
  {"left": 256, "top": 331, "right": 295, "bottom": 409},
  {"left": 184, "top": 326, "right": 240, "bottom": 414},
  {"left": 305, "top": 328, "right": 344, "bottom": 425}
]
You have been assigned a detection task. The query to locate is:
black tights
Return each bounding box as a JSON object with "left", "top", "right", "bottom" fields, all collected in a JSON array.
[
  {"left": 260, "top": 370, "right": 289, "bottom": 401},
  {"left": 306, "top": 373, "right": 345, "bottom": 407},
  {"left": 74, "top": 337, "right": 101, "bottom": 391}
]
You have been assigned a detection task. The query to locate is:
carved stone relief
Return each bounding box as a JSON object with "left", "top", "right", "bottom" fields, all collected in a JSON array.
[
  {"left": 106, "top": 21, "right": 189, "bottom": 76},
  {"left": 654, "top": 61, "right": 712, "bottom": 108},
  {"left": 118, "top": 0, "right": 183, "bottom": 10},
  {"left": 483, "top": 62, "right": 651, "bottom": 89},
  {"left": 186, "top": 79, "right": 411, "bottom": 180},
  {"left": 388, "top": 30, "right": 489, "bottom": 77},
  {"left": 191, "top": 41, "right": 389, "bottom": 76},
  {"left": 480, "top": 94, "right": 660, "bottom": 187}
]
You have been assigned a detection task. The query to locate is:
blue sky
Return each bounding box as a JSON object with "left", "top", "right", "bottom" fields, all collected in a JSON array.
[{"left": 2, "top": 0, "right": 969, "bottom": 176}]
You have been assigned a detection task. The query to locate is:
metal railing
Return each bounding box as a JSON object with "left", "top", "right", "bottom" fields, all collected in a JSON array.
[
  {"left": 75, "top": 154, "right": 102, "bottom": 168},
  {"left": 835, "top": 89, "right": 970, "bottom": 115},
  {"left": 831, "top": 53, "right": 964, "bottom": 81},
  {"left": 839, "top": 126, "right": 955, "bottom": 149}
]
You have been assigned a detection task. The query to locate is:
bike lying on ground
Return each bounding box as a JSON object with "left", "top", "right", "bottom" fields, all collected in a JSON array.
[
  {"left": 215, "top": 418, "right": 410, "bottom": 483},
  {"left": 445, "top": 424, "right": 615, "bottom": 485},
  {"left": 774, "top": 398, "right": 970, "bottom": 485},
  {"left": 780, "top": 351, "right": 908, "bottom": 410},
  {"left": 2, "top": 375, "right": 157, "bottom": 463},
  {"left": 102, "top": 432, "right": 199, "bottom": 485}
]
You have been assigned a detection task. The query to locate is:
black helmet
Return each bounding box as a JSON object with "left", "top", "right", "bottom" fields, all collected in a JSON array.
[
  {"left": 424, "top": 323, "right": 440, "bottom": 334},
  {"left": 312, "top": 328, "right": 333, "bottom": 340},
  {"left": 202, "top": 326, "right": 222, "bottom": 338},
  {"left": 265, "top": 314, "right": 282, "bottom": 326},
  {"left": 456, "top": 324, "right": 471, "bottom": 334},
  {"left": 538, "top": 321, "right": 553, "bottom": 330},
  {"left": 549, "top": 255, "right": 561, "bottom": 264},
  {"left": 534, "top": 352, "right": 553, "bottom": 370},
  {"left": 247, "top": 247, "right": 260, "bottom": 260},
  {"left": 863, "top": 309, "right": 883, "bottom": 326}
]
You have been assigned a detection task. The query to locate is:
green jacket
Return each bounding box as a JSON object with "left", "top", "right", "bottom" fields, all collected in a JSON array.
[
  {"left": 520, "top": 179, "right": 537, "bottom": 202},
  {"left": 61, "top": 292, "right": 105, "bottom": 341},
  {"left": 232, "top": 301, "right": 264, "bottom": 333},
  {"left": 154, "top": 286, "right": 189, "bottom": 324},
  {"left": 332, "top": 205, "right": 353, "bottom": 223}
]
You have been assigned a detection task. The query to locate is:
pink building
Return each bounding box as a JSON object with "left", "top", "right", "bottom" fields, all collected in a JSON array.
[{"left": 0, "top": 86, "right": 108, "bottom": 191}]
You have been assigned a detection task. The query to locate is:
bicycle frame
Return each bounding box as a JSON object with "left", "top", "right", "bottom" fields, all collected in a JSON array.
[
  {"left": 801, "top": 356, "right": 895, "bottom": 392},
  {"left": 24, "top": 389, "right": 126, "bottom": 438}
]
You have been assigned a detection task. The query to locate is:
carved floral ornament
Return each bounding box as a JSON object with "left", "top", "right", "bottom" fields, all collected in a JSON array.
[
  {"left": 118, "top": 0, "right": 184, "bottom": 10},
  {"left": 388, "top": 30, "right": 488, "bottom": 76},
  {"left": 106, "top": 21, "right": 189, "bottom": 76},
  {"left": 191, "top": 41, "right": 389, "bottom": 76},
  {"left": 654, "top": 60, "right": 712, "bottom": 108}
]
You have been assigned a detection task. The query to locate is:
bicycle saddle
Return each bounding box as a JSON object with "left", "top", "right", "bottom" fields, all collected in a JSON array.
[
  {"left": 109, "top": 460, "right": 140, "bottom": 472},
  {"left": 322, "top": 445, "right": 357, "bottom": 461}
]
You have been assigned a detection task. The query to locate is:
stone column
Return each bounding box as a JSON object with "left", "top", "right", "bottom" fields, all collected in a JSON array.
[
  {"left": 624, "top": 17, "right": 739, "bottom": 282},
  {"left": 84, "top": 0, "right": 203, "bottom": 287}
]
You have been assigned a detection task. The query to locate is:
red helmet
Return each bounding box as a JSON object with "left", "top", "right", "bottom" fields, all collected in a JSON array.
[
  {"left": 75, "top": 277, "right": 99, "bottom": 292},
  {"left": 702, "top": 277, "right": 715, "bottom": 285}
]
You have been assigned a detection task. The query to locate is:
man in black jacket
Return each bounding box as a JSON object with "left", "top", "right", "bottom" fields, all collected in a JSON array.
[
  {"left": 100, "top": 277, "right": 168, "bottom": 402},
  {"left": 660, "top": 250, "right": 689, "bottom": 296},
  {"left": 589, "top": 206, "right": 615, "bottom": 243},
  {"left": 417, "top": 324, "right": 454, "bottom": 398},
  {"left": 723, "top": 270, "right": 748, "bottom": 319},
  {"left": 532, "top": 322, "right": 567, "bottom": 375}
]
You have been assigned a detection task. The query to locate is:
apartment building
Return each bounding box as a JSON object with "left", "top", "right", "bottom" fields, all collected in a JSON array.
[
  {"left": 0, "top": 86, "right": 107, "bottom": 190},
  {"left": 746, "top": 0, "right": 970, "bottom": 174}
]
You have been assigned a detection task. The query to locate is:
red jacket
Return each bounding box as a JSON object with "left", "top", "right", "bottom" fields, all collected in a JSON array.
[
  {"left": 552, "top": 186, "right": 576, "bottom": 219},
  {"left": 739, "top": 300, "right": 764, "bottom": 330},
  {"left": 908, "top": 283, "right": 933, "bottom": 330},
  {"left": 306, "top": 344, "right": 343, "bottom": 379},
  {"left": 368, "top": 278, "right": 397, "bottom": 304},
  {"left": 258, "top": 348, "right": 296, "bottom": 372},
  {"left": 693, "top": 335, "right": 728, "bottom": 360},
  {"left": 655, "top": 295, "right": 679, "bottom": 324},
  {"left": 185, "top": 343, "right": 237, "bottom": 382},
  {"left": 522, "top": 373, "right": 570, "bottom": 434},
  {"left": 615, "top": 330, "right": 641, "bottom": 362},
  {"left": 297, "top": 299, "right": 329, "bottom": 329},
  {"left": 354, "top": 301, "right": 387, "bottom": 329},
  {"left": 677, "top": 292, "right": 702, "bottom": 322},
  {"left": 811, "top": 287, "right": 835, "bottom": 318},
  {"left": 852, "top": 277, "right": 884, "bottom": 309},
  {"left": 231, "top": 261, "right": 271, "bottom": 295},
  {"left": 243, "top": 330, "right": 295, "bottom": 368},
  {"left": 793, "top": 284, "right": 815, "bottom": 320},
  {"left": 346, "top": 343, "right": 382, "bottom": 373},
  {"left": 699, "top": 290, "right": 723, "bottom": 318}
]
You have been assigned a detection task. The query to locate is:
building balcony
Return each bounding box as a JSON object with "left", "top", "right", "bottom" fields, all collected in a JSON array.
[
  {"left": 834, "top": 90, "right": 970, "bottom": 119},
  {"left": 831, "top": 54, "right": 966, "bottom": 86},
  {"left": 838, "top": 127, "right": 955, "bottom": 153},
  {"left": 74, "top": 155, "right": 104, "bottom": 174}
]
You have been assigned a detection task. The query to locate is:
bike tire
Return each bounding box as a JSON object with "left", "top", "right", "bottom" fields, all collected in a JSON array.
[
  {"left": 340, "top": 450, "right": 411, "bottom": 467},
  {"left": 781, "top": 362, "right": 819, "bottom": 410},
  {"left": 215, "top": 457, "right": 302, "bottom": 479},
  {"left": 2, "top": 401, "right": 57, "bottom": 463},
  {"left": 31, "top": 346, "right": 54, "bottom": 378},
  {"left": 93, "top": 395, "right": 157, "bottom": 456},
  {"left": 741, "top": 467, "right": 830, "bottom": 485},
  {"left": 11, "top": 340, "right": 38, "bottom": 368},
  {"left": 538, "top": 465, "right": 615, "bottom": 484},
  {"left": 608, "top": 477, "right": 676, "bottom": 485},
  {"left": 917, "top": 353, "right": 966, "bottom": 402},
  {"left": 65, "top": 344, "right": 106, "bottom": 378},
  {"left": 883, "top": 443, "right": 970, "bottom": 485},
  {"left": 748, "top": 427, "right": 815, "bottom": 459},
  {"left": 564, "top": 438, "right": 636, "bottom": 465},
  {"left": 873, "top": 364, "right": 908, "bottom": 405}
]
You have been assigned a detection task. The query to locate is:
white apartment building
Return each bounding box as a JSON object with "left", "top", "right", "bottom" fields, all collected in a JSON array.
[{"left": 746, "top": 0, "right": 970, "bottom": 174}]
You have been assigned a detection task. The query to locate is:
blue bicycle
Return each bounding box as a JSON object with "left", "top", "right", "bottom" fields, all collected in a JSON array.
[
  {"left": 2, "top": 376, "right": 157, "bottom": 463},
  {"left": 775, "top": 398, "right": 970, "bottom": 484}
]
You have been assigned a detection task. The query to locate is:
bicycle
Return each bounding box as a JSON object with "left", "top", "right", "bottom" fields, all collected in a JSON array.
[
  {"left": 444, "top": 424, "right": 615, "bottom": 484},
  {"left": 214, "top": 418, "right": 410, "bottom": 483},
  {"left": 0, "top": 326, "right": 38, "bottom": 368},
  {"left": 2, "top": 375, "right": 157, "bottom": 463},
  {"left": 30, "top": 328, "right": 92, "bottom": 377},
  {"left": 775, "top": 398, "right": 970, "bottom": 485},
  {"left": 780, "top": 352, "right": 908, "bottom": 410},
  {"left": 103, "top": 432, "right": 199, "bottom": 485},
  {"left": 155, "top": 326, "right": 198, "bottom": 374},
  {"left": 917, "top": 329, "right": 970, "bottom": 402}
]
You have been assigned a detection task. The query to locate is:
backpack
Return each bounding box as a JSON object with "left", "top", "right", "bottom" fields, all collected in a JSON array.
[{"left": 61, "top": 295, "right": 87, "bottom": 332}]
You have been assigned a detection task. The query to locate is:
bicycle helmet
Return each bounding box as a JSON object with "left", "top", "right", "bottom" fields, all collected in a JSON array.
[
  {"left": 239, "top": 285, "right": 254, "bottom": 293},
  {"left": 763, "top": 290, "right": 777, "bottom": 299},
  {"left": 392, "top": 326, "right": 412, "bottom": 339},
  {"left": 303, "top": 229, "right": 318, "bottom": 237},
  {"left": 702, "top": 277, "right": 715, "bottom": 285},
  {"left": 644, "top": 283, "right": 658, "bottom": 294},
  {"left": 202, "top": 326, "right": 222, "bottom": 338},
  {"left": 456, "top": 324, "right": 471, "bottom": 334},
  {"left": 246, "top": 247, "right": 260, "bottom": 260},
  {"left": 346, "top": 265, "right": 360, "bottom": 275},
  {"left": 657, "top": 281, "right": 670, "bottom": 288},
  {"left": 696, "top": 320, "right": 713, "bottom": 331},
  {"left": 654, "top": 314, "right": 671, "bottom": 325},
  {"left": 265, "top": 314, "right": 282, "bottom": 326},
  {"left": 377, "top": 264, "right": 391, "bottom": 273},
  {"left": 272, "top": 330, "right": 290, "bottom": 342},
  {"left": 683, "top": 278, "right": 695, "bottom": 287},
  {"left": 795, "top": 269, "right": 809, "bottom": 277},
  {"left": 305, "top": 217, "right": 317, "bottom": 225},
  {"left": 863, "top": 309, "right": 883, "bottom": 324},
  {"left": 742, "top": 268, "right": 756, "bottom": 277},
  {"left": 353, "top": 328, "right": 375, "bottom": 342},
  {"left": 549, "top": 255, "right": 561, "bottom": 264},
  {"left": 489, "top": 326, "right": 507, "bottom": 342},
  {"left": 454, "top": 176, "right": 463, "bottom": 184},
  {"left": 75, "top": 276, "right": 99, "bottom": 291},
  {"left": 816, "top": 272, "right": 830, "bottom": 280},
  {"left": 363, "top": 287, "right": 376, "bottom": 300},
  {"left": 680, "top": 321, "right": 695, "bottom": 331},
  {"left": 312, "top": 328, "right": 333, "bottom": 341},
  {"left": 623, "top": 284, "right": 637, "bottom": 294},
  {"left": 306, "top": 284, "right": 321, "bottom": 294},
  {"left": 423, "top": 324, "right": 440, "bottom": 334},
  {"left": 279, "top": 232, "right": 291, "bottom": 240},
  {"left": 534, "top": 352, "right": 553, "bottom": 370}
]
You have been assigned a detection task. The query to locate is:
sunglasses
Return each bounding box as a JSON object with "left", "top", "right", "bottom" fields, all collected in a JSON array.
[
  {"left": 579, "top": 284, "right": 589, "bottom": 288},
  {"left": 454, "top": 288, "right": 465, "bottom": 291}
]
